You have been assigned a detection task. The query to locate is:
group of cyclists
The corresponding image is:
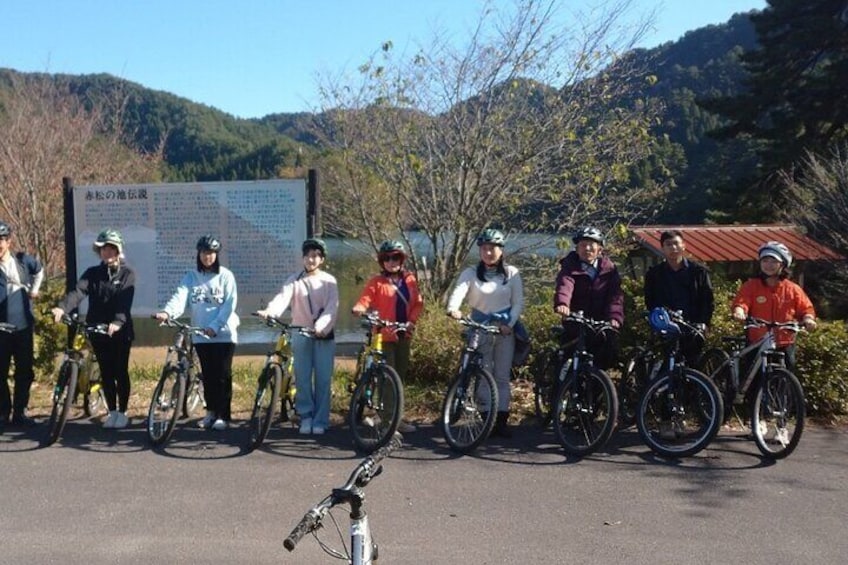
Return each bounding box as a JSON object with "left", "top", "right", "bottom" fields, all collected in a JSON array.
[{"left": 0, "top": 217, "right": 817, "bottom": 440}]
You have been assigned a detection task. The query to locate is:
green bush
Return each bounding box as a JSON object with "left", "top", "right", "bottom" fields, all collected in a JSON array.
[
  {"left": 796, "top": 321, "right": 848, "bottom": 418},
  {"left": 32, "top": 278, "right": 67, "bottom": 381}
]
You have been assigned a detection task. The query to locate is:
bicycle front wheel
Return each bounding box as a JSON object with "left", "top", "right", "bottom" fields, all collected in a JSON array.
[
  {"left": 698, "top": 347, "right": 733, "bottom": 422},
  {"left": 43, "top": 361, "right": 79, "bottom": 446},
  {"left": 440, "top": 367, "right": 497, "bottom": 454},
  {"left": 247, "top": 364, "right": 282, "bottom": 451},
  {"left": 147, "top": 364, "right": 186, "bottom": 446},
  {"left": 636, "top": 367, "right": 722, "bottom": 458},
  {"left": 349, "top": 365, "right": 404, "bottom": 453},
  {"left": 751, "top": 368, "right": 805, "bottom": 459},
  {"left": 553, "top": 367, "right": 618, "bottom": 456}
]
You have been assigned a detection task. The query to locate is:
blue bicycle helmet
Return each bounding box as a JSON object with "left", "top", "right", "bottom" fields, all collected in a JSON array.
[{"left": 648, "top": 307, "right": 680, "bottom": 337}]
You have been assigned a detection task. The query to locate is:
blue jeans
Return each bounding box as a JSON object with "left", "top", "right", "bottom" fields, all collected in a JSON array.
[{"left": 291, "top": 333, "right": 335, "bottom": 429}]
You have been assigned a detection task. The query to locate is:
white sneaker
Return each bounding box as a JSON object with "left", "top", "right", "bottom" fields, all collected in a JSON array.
[
  {"left": 211, "top": 418, "right": 227, "bottom": 431},
  {"left": 397, "top": 420, "right": 417, "bottom": 433},
  {"left": 198, "top": 411, "right": 216, "bottom": 429},
  {"left": 112, "top": 412, "right": 128, "bottom": 429},
  {"left": 775, "top": 427, "right": 790, "bottom": 446},
  {"left": 311, "top": 426, "right": 325, "bottom": 435},
  {"left": 102, "top": 411, "right": 118, "bottom": 428},
  {"left": 299, "top": 418, "right": 313, "bottom": 435}
]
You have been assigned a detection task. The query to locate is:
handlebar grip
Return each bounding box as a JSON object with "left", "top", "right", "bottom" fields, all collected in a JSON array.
[{"left": 283, "top": 509, "right": 319, "bottom": 551}]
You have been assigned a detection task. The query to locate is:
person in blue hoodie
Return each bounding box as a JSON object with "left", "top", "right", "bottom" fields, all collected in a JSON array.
[{"left": 155, "top": 235, "right": 239, "bottom": 431}]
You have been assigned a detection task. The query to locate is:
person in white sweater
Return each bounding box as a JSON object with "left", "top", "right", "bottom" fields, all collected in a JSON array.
[
  {"left": 155, "top": 235, "right": 239, "bottom": 431},
  {"left": 447, "top": 229, "right": 524, "bottom": 438},
  {"left": 257, "top": 239, "right": 339, "bottom": 436}
]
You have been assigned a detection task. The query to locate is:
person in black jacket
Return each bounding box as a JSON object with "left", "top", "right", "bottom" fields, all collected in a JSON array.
[
  {"left": 52, "top": 229, "right": 135, "bottom": 429},
  {"left": 644, "top": 230, "right": 714, "bottom": 364}
]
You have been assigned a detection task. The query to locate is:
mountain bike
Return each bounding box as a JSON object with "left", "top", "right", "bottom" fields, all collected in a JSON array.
[
  {"left": 697, "top": 317, "right": 806, "bottom": 459},
  {"left": 636, "top": 308, "right": 723, "bottom": 458},
  {"left": 618, "top": 340, "right": 664, "bottom": 429},
  {"left": 439, "top": 317, "right": 500, "bottom": 454},
  {"left": 246, "top": 313, "right": 309, "bottom": 452},
  {"left": 537, "top": 311, "right": 619, "bottom": 456},
  {"left": 348, "top": 311, "right": 405, "bottom": 453},
  {"left": 42, "top": 313, "right": 109, "bottom": 446},
  {"left": 146, "top": 318, "right": 208, "bottom": 446},
  {"left": 284, "top": 432, "right": 402, "bottom": 563}
]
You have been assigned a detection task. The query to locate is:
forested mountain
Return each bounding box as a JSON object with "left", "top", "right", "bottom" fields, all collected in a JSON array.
[{"left": 0, "top": 9, "right": 760, "bottom": 222}]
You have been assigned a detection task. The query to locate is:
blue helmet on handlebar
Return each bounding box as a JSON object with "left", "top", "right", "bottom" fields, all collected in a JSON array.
[{"left": 648, "top": 307, "right": 680, "bottom": 337}]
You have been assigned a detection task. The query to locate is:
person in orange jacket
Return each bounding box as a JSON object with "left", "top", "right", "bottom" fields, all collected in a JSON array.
[
  {"left": 731, "top": 241, "right": 817, "bottom": 372},
  {"left": 352, "top": 240, "right": 423, "bottom": 432}
]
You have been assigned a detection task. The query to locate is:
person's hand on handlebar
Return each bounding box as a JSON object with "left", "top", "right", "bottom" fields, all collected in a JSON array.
[
  {"left": 554, "top": 304, "right": 570, "bottom": 317},
  {"left": 447, "top": 310, "right": 462, "bottom": 320},
  {"left": 732, "top": 307, "right": 746, "bottom": 322}
]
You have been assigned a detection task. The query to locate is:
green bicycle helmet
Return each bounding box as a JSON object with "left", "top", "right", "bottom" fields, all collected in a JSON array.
[
  {"left": 302, "top": 238, "right": 328, "bottom": 258},
  {"left": 92, "top": 228, "right": 124, "bottom": 254},
  {"left": 476, "top": 229, "right": 505, "bottom": 247},
  {"left": 378, "top": 240, "right": 407, "bottom": 262}
]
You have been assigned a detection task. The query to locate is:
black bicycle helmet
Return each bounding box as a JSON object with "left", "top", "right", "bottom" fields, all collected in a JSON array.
[
  {"left": 196, "top": 235, "right": 222, "bottom": 252},
  {"left": 302, "top": 238, "right": 328, "bottom": 258},
  {"left": 0, "top": 221, "right": 11, "bottom": 237},
  {"left": 572, "top": 226, "right": 605, "bottom": 246},
  {"left": 758, "top": 241, "right": 792, "bottom": 268},
  {"left": 476, "top": 228, "right": 505, "bottom": 247}
]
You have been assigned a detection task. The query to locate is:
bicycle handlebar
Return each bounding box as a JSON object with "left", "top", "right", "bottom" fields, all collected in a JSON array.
[
  {"left": 562, "top": 311, "right": 617, "bottom": 333},
  {"left": 58, "top": 313, "right": 110, "bottom": 336},
  {"left": 251, "top": 312, "right": 314, "bottom": 336},
  {"left": 154, "top": 317, "right": 209, "bottom": 338},
  {"left": 359, "top": 311, "right": 412, "bottom": 332},
  {"left": 744, "top": 317, "right": 802, "bottom": 333},
  {"left": 0, "top": 322, "right": 17, "bottom": 333},
  {"left": 283, "top": 433, "right": 403, "bottom": 552},
  {"left": 456, "top": 317, "right": 501, "bottom": 334}
]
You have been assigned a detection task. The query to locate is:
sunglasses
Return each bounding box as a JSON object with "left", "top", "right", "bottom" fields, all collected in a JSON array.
[{"left": 381, "top": 253, "right": 404, "bottom": 262}]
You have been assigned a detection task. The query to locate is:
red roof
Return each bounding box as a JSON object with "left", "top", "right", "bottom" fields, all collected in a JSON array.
[{"left": 630, "top": 224, "right": 845, "bottom": 262}]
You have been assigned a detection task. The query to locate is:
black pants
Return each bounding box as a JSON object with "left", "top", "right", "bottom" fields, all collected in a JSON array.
[
  {"left": 0, "top": 326, "right": 35, "bottom": 419},
  {"left": 90, "top": 334, "right": 132, "bottom": 412},
  {"left": 195, "top": 342, "right": 235, "bottom": 421}
]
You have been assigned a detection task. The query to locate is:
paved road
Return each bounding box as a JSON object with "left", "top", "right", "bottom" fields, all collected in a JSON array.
[{"left": 1, "top": 418, "right": 846, "bottom": 565}]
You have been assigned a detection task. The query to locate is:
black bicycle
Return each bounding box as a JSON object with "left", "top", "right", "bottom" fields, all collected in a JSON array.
[
  {"left": 698, "top": 317, "right": 806, "bottom": 459},
  {"left": 636, "top": 308, "right": 724, "bottom": 458}
]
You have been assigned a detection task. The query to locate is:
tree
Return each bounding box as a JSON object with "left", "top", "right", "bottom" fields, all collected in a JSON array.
[
  {"left": 701, "top": 0, "right": 848, "bottom": 220},
  {"left": 312, "top": 0, "right": 671, "bottom": 300},
  {"left": 0, "top": 72, "right": 162, "bottom": 276}
]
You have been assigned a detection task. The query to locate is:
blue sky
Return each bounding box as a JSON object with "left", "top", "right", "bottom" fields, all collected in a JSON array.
[{"left": 1, "top": 1, "right": 766, "bottom": 119}]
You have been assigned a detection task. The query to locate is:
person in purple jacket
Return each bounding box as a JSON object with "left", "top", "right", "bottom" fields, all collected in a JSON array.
[{"left": 553, "top": 227, "right": 623, "bottom": 370}]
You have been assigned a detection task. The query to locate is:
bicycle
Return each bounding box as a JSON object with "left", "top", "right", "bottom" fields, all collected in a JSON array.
[
  {"left": 636, "top": 308, "right": 724, "bottom": 458},
  {"left": 284, "top": 432, "right": 403, "bottom": 563},
  {"left": 246, "top": 312, "right": 310, "bottom": 451},
  {"left": 439, "top": 317, "right": 500, "bottom": 454},
  {"left": 536, "top": 311, "right": 619, "bottom": 456},
  {"left": 348, "top": 311, "right": 405, "bottom": 453},
  {"left": 146, "top": 318, "right": 208, "bottom": 446},
  {"left": 618, "top": 339, "right": 665, "bottom": 429},
  {"left": 697, "top": 317, "right": 806, "bottom": 459},
  {"left": 42, "top": 313, "right": 109, "bottom": 446}
]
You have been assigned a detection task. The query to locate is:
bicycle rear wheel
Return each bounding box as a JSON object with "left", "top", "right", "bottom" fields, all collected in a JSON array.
[
  {"left": 349, "top": 365, "right": 404, "bottom": 452},
  {"left": 247, "top": 364, "right": 282, "bottom": 451},
  {"left": 43, "top": 361, "right": 79, "bottom": 446},
  {"left": 636, "top": 367, "right": 722, "bottom": 458},
  {"left": 618, "top": 347, "right": 650, "bottom": 429},
  {"left": 751, "top": 368, "right": 805, "bottom": 459},
  {"left": 440, "top": 367, "right": 497, "bottom": 454},
  {"left": 147, "top": 364, "right": 186, "bottom": 446},
  {"left": 698, "top": 347, "right": 733, "bottom": 422},
  {"left": 532, "top": 347, "right": 559, "bottom": 427},
  {"left": 83, "top": 359, "right": 108, "bottom": 417},
  {"left": 279, "top": 372, "right": 295, "bottom": 423},
  {"left": 553, "top": 367, "right": 618, "bottom": 456},
  {"left": 183, "top": 372, "right": 206, "bottom": 418}
]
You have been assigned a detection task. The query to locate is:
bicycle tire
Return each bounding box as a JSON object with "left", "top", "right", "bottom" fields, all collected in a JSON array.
[
  {"left": 43, "top": 361, "right": 79, "bottom": 446},
  {"left": 553, "top": 366, "right": 618, "bottom": 456},
  {"left": 532, "top": 347, "right": 559, "bottom": 427},
  {"left": 618, "top": 347, "right": 650, "bottom": 429},
  {"left": 183, "top": 373, "right": 206, "bottom": 418},
  {"left": 349, "top": 364, "right": 404, "bottom": 453},
  {"left": 636, "top": 367, "right": 722, "bottom": 458},
  {"left": 279, "top": 371, "right": 295, "bottom": 423},
  {"left": 83, "top": 360, "right": 107, "bottom": 417},
  {"left": 440, "top": 367, "right": 498, "bottom": 454},
  {"left": 147, "top": 364, "right": 186, "bottom": 446},
  {"left": 751, "top": 368, "right": 805, "bottom": 459},
  {"left": 697, "top": 347, "right": 733, "bottom": 422},
  {"left": 247, "top": 363, "right": 282, "bottom": 451}
]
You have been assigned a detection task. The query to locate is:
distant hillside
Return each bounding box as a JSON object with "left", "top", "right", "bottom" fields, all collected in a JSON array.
[{"left": 0, "top": 10, "right": 761, "bottom": 222}]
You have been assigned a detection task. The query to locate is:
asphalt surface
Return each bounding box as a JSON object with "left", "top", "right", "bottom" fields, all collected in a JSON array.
[{"left": 1, "top": 417, "right": 846, "bottom": 565}]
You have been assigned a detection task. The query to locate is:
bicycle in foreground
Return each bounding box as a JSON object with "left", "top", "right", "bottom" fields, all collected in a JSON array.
[
  {"left": 531, "top": 311, "right": 619, "bottom": 456},
  {"left": 440, "top": 316, "right": 500, "bottom": 454},
  {"left": 698, "top": 317, "right": 806, "bottom": 459},
  {"left": 42, "top": 313, "right": 109, "bottom": 446},
  {"left": 246, "top": 313, "right": 310, "bottom": 451},
  {"left": 348, "top": 312, "right": 406, "bottom": 453},
  {"left": 146, "top": 318, "right": 208, "bottom": 446},
  {"left": 284, "top": 432, "right": 402, "bottom": 563},
  {"left": 635, "top": 308, "right": 723, "bottom": 458}
]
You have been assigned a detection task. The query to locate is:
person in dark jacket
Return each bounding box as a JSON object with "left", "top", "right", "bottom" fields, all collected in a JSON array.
[
  {"left": 52, "top": 229, "right": 135, "bottom": 429},
  {"left": 0, "top": 220, "right": 45, "bottom": 427},
  {"left": 553, "top": 227, "right": 623, "bottom": 370},
  {"left": 644, "top": 230, "right": 714, "bottom": 364}
]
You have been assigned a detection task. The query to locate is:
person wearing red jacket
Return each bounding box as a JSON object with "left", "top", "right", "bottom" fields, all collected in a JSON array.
[
  {"left": 352, "top": 240, "right": 424, "bottom": 432},
  {"left": 731, "top": 241, "right": 817, "bottom": 372}
]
